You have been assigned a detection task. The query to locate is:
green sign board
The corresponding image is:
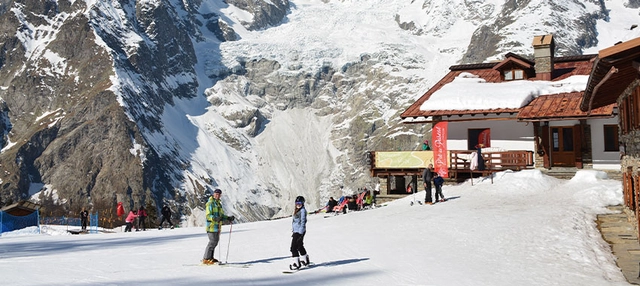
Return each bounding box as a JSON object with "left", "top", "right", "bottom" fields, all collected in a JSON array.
[{"left": 374, "top": 151, "right": 449, "bottom": 169}]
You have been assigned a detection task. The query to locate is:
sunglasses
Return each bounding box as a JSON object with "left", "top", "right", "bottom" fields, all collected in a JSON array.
[{"left": 295, "top": 202, "right": 303, "bottom": 205}]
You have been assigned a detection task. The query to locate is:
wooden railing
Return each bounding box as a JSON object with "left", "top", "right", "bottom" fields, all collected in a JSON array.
[
  {"left": 368, "top": 149, "right": 535, "bottom": 188},
  {"left": 449, "top": 150, "right": 534, "bottom": 179},
  {"left": 369, "top": 150, "right": 534, "bottom": 176}
]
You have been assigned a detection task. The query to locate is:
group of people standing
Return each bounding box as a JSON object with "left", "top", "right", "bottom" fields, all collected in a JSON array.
[
  {"left": 124, "top": 206, "right": 149, "bottom": 232},
  {"left": 201, "top": 189, "right": 310, "bottom": 271},
  {"left": 422, "top": 163, "right": 446, "bottom": 204},
  {"left": 120, "top": 204, "right": 173, "bottom": 232}
]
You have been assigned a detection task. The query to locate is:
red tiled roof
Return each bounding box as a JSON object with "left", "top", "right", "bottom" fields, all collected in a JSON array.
[
  {"left": 518, "top": 92, "right": 615, "bottom": 121},
  {"left": 401, "top": 55, "right": 598, "bottom": 121}
]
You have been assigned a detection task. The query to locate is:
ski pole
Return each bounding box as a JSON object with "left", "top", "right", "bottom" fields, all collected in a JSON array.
[{"left": 225, "top": 221, "right": 233, "bottom": 264}]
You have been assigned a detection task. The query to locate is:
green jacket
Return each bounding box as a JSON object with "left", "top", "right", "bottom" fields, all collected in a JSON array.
[{"left": 205, "top": 196, "right": 227, "bottom": 233}]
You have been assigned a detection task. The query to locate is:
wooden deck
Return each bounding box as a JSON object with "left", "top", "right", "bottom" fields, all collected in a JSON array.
[
  {"left": 449, "top": 150, "right": 534, "bottom": 180},
  {"left": 369, "top": 150, "right": 535, "bottom": 181}
]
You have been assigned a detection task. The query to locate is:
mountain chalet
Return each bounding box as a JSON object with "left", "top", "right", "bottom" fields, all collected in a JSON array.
[{"left": 371, "top": 35, "right": 620, "bottom": 199}]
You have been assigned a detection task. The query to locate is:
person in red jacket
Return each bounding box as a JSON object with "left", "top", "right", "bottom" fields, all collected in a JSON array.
[
  {"left": 124, "top": 210, "right": 138, "bottom": 232},
  {"left": 136, "top": 206, "right": 147, "bottom": 230},
  {"left": 117, "top": 202, "right": 124, "bottom": 217},
  {"left": 137, "top": 206, "right": 148, "bottom": 231}
]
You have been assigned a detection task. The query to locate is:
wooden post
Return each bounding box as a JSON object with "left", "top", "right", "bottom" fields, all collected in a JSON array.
[{"left": 636, "top": 171, "right": 640, "bottom": 243}]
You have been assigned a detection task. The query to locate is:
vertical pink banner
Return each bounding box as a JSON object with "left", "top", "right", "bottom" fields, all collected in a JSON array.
[{"left": 433, "top": 122, "right": 449, "bottom": 178}]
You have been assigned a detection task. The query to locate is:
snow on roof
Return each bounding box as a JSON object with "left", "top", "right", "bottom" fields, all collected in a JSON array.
[{"left": 420, "top": 72, "right": 590, "bottom": 111}]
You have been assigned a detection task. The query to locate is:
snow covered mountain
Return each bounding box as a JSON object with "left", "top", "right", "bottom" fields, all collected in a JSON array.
[{"left": 0, "top": 0, "right": 638, "bottom": 222}]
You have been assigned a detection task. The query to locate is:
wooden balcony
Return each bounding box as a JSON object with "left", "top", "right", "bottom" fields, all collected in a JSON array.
[
  {"left": 369, "top": 150, "right": 535, "bottom": 180},
  {"left": 448, "top": 150, "right": 534, "bottom": 181}
]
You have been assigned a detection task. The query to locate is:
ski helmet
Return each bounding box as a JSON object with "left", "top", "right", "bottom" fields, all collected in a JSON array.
[
  {"left": 295, "top": 196, "right": 305, "bottom": 204},
  {"left": 213, "top": 189, "right": 222, "bottom": 194}
]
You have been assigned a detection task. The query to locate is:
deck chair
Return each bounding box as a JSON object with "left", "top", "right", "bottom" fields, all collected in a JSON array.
[{"left": 332, "top": 196, "right": 349, "bottom": 214}]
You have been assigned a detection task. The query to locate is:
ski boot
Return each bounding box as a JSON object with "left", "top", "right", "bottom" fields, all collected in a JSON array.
[
  {"left": 289, "top": 257, "right": 301, "bottom": 270},
  {"left": 300, "top": 254, "right": 310, "bottom": 266}
]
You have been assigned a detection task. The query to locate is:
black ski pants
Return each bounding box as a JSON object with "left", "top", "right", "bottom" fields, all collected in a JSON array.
[
  {"left": 125, "top": 222, "right": 133, "bottom": 232},
  {"left": 435, "top": 185, "right": 444, "bottom": 201},
  {"left": 138, "top": 216, "right": 146, "bottom": 230},
  {"left": 290, "top": 232, "right": 307, "bottom": 257},
  {"left": 424, "top": 181, "right": 433, "bottom": 203},
  {"left": 159, "top": 214, "right": 173, "bottom": 227}
]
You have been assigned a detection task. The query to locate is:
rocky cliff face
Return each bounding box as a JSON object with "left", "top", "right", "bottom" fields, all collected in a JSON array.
[
  {"left": 462, "top": 0, "right": 604, "bottom": 63},
  {"left": 395, "top": 0, "right": 605, "bottom": 63},
  {"left": 0, "top": 0, "right": 298, "bottom": 221},
  {"left": 0, "top": 0, "right": 158, "bottom": 214},
  {"left": 0, "top": 0, "right": 629, "bottom": 222}
]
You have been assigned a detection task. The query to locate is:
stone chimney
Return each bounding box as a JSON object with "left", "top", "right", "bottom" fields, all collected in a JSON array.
[{"left": 532, "top": 34, "right": 555, "bottom": 80}]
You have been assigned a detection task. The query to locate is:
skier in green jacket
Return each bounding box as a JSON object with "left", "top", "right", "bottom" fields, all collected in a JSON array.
[{"left": 202, "top": 189, "right": 234, "bottom": 264}]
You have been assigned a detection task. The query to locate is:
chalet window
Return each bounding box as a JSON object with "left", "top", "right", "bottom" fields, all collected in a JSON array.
[
  {"left": 514, "top": 69, "right": 524, "bottom": 79},
  {"left": 603, "top": 125, "right": 619, "bottom": 152},
  {"left": 503, "top": 70, "right": 512, "bottom": 81},
  {"left": 503, "top": 69, "right": 524, "bottom": 81}
]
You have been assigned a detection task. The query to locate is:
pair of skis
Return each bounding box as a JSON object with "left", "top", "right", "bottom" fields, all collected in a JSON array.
[
  {"left": 210, "top": 262, "right": 251, "bottom": 268},
  {"left": 186, "top": 261, "right": 311, "bottom": 273},
  {"left": 410, "top": 186, "right": 422, "bottom": 206},
  {"left": 414, "top": 199, "right": 447, "bottom": 206},
  {"left": 183, "top": 262, "right": 251, "bottom": 268},
  {"left": 185, "top": 261, "right": 313, "bottom": 273}
]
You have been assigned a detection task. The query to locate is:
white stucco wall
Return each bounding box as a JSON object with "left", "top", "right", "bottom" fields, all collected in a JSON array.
[
  {"left": 444, "top": 118, "right": 620, "bottom": 170},
  {"left": 446, "top": 121, "right": 535, "bottom": 151},
  {"left": 588, "top": 117, "right": 621, "bottom": 170},
  {"left": 548, "top": 118, "right": 621, "bottom": 170}
]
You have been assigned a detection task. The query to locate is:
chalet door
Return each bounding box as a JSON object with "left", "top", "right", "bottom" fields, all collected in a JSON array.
[{"left": 550, "top": 127, "right": 575, "bottom": 167}]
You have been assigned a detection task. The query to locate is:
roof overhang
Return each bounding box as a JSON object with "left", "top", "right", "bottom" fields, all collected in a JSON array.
[
  {"left": 582, "top": 37, "right": 640, "bottom": 112},
  {"left": 1, "top": 201, "right": 41, "bottom": 216},
  {"left": 493, "top": 56, "right": 533, "bottom": 71},
  {"left": 401, "top": 109, "right": 520, "bottom": 124}
]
